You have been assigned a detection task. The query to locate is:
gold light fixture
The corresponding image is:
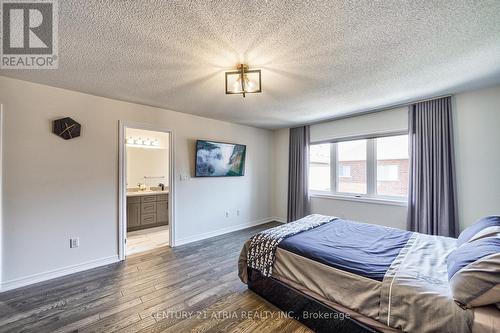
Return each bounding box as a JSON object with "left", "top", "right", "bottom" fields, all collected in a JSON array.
[{"left": 225, "top": 64, "right": 261, "bottom": 97}]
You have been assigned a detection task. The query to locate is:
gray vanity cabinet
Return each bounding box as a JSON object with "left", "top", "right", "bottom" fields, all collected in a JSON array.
[
  {"left": 157, "top": 201, "right": 168, "bottom": 224},
  {"left": 127, "top": 193, "right": 168, "bottom": 231},
  {"left": 127, "top": 203, "right": 141, "bottom": 228}
]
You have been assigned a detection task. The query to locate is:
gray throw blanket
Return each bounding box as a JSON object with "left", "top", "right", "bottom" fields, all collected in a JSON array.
[{"left": 247, "top": 214, "right": 335, "bottom": 277}]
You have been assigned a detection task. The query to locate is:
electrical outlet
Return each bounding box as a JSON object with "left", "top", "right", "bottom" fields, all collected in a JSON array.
[
  {"left": 70, "top": 237, "right": 79, "bottom": 248},
  {"left": 225, "top": 211, "right": 229, "bottom": 218}
]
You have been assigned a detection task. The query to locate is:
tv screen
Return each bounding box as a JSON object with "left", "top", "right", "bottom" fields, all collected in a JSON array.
[{"left": 195, "top": 140, "right": 246, "bottom": 177}]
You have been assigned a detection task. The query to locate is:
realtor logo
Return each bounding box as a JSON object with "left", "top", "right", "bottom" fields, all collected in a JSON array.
[{"left": 1, "top": 0, "right": 58, "bottom": 69}]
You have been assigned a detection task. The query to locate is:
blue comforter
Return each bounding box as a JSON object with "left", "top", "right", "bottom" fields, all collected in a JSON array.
[{"left": 278, "top": 219, "right": 413, "bottom": 281}]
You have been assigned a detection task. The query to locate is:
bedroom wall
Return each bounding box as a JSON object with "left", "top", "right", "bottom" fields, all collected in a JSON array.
[
  {"left": 453, "top": 84, "right": 500, "bottom": 230},
  {"left": 310, "top": 197, "right": 407, "bottom": 229},
  {"left": 0, "top": 76, "right": 274, "bottom": 290},
  {"left": 272, "top": 83, "right": 500, "bottom": 231}
]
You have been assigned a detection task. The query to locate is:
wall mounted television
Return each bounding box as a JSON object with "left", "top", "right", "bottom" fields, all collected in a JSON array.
[{"left": 195, "top": 140, "right": 246, "bottom": 177}]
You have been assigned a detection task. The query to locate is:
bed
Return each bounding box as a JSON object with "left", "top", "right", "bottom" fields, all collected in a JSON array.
[{"left": 238, "top": 215, "right": 500, "bottom": 333}]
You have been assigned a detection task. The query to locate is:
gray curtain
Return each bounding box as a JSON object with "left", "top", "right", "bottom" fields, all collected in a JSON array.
[
  {"left": 407, "top": 96, "right": 459, "bottom": 237},
  {"left": 287, "top": 126, "right": 310, "bottom": 222}
]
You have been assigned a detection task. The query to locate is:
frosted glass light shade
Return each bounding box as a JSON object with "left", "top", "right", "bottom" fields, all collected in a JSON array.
[{"left": 225, "top": 69, "right": 261, "bottom": 95}]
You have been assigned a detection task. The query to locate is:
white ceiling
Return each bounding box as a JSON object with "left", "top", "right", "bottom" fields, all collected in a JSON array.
[{"left": 2, "top": 0, "right": 500, "bottom": 129}]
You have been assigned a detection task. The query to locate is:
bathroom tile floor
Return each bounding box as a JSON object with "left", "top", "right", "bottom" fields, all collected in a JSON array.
[{"left": 126, "top": 225, "right": 169, "bottom": 255}]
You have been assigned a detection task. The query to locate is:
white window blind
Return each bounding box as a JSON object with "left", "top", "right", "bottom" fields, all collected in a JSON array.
[{"left": 310, "top": 107, "right": 408, "bottom": 143}]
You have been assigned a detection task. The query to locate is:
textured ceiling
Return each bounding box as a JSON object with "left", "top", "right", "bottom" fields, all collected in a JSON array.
[{"left": 2, "top": 0, "right": 500, "bottom": 129}]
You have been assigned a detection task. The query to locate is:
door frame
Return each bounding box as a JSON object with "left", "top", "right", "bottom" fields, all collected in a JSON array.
[{"left": 118, "top": 120, "right": 176, "bottom": 260}]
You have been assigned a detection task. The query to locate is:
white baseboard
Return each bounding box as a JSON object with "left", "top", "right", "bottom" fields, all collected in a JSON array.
[
  {"left": 0, "top": 255, "right": 120, "bottom": 293},
  {"left": 0, "top": 218, "right": 286, "bottom": 292},
  {"left": 175, "top": 217, "right": 283, "bottom": 246},
  {"left": 272, "top": 216, "right": 287, "bottom": 224}
]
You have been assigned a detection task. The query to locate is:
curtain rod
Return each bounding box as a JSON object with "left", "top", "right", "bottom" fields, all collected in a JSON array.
[{"left": 298, "top": 93, "right": 453, "bottom": 128}]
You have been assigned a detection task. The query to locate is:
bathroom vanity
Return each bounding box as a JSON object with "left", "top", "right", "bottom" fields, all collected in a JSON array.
[{"left": 126, "top": 191, "right": 168, "bottom": 231}]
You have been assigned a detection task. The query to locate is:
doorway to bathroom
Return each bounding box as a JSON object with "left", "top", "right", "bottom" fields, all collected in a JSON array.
[{"left": 118, "top": 122, "right": 175, "bottom": 259}]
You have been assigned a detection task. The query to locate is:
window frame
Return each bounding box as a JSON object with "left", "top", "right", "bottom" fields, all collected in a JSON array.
[{"left": 309, "top": 132, "right": 408, "bottom": 203}]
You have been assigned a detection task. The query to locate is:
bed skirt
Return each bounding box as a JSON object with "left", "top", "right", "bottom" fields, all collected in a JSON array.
[{"left": 247, "top": 268, "right": 379, "bottom": 333}]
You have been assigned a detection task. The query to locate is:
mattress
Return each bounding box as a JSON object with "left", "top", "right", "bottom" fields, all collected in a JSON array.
[
  {"left": 273, "top": 247, "right": 383, "bottom": 320},
  {"left": 271, "top": 246, "right": 500, "bottom": 333},
  {"left": 278, "top": 219, "right": 413, "bottom": 281}
]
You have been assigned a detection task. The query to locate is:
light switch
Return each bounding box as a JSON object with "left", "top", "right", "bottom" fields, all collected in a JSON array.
[{"left": 70, "top": 237, "right": 79, "bottom": 248}]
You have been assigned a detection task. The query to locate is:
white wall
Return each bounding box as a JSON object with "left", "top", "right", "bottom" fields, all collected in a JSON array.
[
  {"left": 127, "top": 147, "right": 168, "bottom": 188},
  {"left": 0, "top": 76, "right": 273, "bottom": 289},
  {"left": 272, "top": 84, "right": 500, "bottom": 231},
  {"left": 311, "top": 197, "right": 407, "bottom": 229},
  {"left": 126, "top": 128, "right": 169, "bottom": 188},
  {"left": 453, "top": 85, "right": 500, "bottom": 230}
]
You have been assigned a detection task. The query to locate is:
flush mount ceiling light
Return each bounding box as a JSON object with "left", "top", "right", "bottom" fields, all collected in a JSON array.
[{"left": 225, "top": 64, "right": 261, "bottom": 97}]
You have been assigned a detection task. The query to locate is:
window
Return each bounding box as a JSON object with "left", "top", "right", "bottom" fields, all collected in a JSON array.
[
  {"left": 376, "top": 135, "right": 409, "bottom": 197},
  {"left": 309, "top": 134, "right": 408, "bottom": 201},
  {"left": 309, "top": 143, "right": 330, "bottom": 191},
  {"left": 337, "top": 140, "right": 366, "bottom": 194}
]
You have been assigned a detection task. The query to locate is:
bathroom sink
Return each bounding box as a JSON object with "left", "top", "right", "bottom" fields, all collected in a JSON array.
[{"left": 126, "top": 188, "right": 168, "bottom": 196}]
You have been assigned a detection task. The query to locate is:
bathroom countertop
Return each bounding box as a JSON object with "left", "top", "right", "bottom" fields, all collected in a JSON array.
[{"left": 126, "top": 190, "right": 169, "bottom": 197}]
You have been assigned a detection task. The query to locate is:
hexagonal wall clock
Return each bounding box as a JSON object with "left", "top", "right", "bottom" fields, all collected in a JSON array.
[{"left": 53, "top": 117, "right": 81, "bottom": 140}]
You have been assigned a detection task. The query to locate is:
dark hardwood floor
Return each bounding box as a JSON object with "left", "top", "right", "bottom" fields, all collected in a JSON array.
[{"left": 0, "top": 222, "right": 312, "bottom": 333}]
